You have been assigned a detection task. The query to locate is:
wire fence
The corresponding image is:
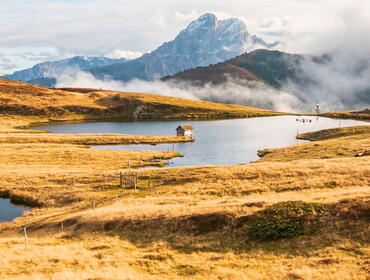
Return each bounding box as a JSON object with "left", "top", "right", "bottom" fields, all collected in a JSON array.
[{"left": 1, "top": 167, "right": 166, "bottom": 247}]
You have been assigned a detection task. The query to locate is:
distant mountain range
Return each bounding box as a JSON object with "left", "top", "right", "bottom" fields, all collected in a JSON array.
[
  {"left": 89, "top": 13, "right": 277, "bottom": 82},
  {"left": 2, "top": 13, "right": 277, "bottom": 86},
  {"left": 27, "top": 77, "right": 57, "bottom": 88},
  {"left": 1, "top": 13, "right": 367, "bottom": 111},
  {"left": 1, "top": 56, "right": 126, "bottom": 85}
]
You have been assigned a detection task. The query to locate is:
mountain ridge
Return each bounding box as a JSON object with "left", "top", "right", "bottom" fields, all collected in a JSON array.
[
  {"left": 163, "top": 49, "right": 304, "bottom": 88},
  {"left": 2, "top": 13, "right": 277, "bottom": 85},
  {"left": 88, "top": 13, "right": 277, "bottom": 82},
  {"left": 1, "top": 56, "right": 126, "bottom": 82}
]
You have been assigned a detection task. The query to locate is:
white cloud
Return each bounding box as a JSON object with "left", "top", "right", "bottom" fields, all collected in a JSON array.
[
  {"left": 1, "top": 58, "right": 11, "bottom": 63},
  {"left": 0, "top": 47, "right": 62, "bottom": 75},
  {"left": 150, "top": 11, "right": 167, "bottom": 28},
  {"left": 1, "top": 0, "right": 368, "bottom": 56},
  {"left": 106, "top": 49, "right": 143, "bottom": 60},
  {"left": 55, "top": 72, "right": 303, "bottom": 112},
  {"left": 0, "top": 63, "right": 17, "bottom": 70},
  {"left": 56, "top": 71, "right": 124, "bottom": 90},
  {"left": 175, "top": 10, "right": 200, "bottom": 21}
]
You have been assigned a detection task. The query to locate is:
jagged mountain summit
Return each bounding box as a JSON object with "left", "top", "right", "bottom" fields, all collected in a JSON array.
[
  {"left": 169, "top": 13, "right": 275, "bottom": 67},
  {"left": 89, "top": 13, "right": 277, "bottom": 82},
  {"left": 2, "top": 56, "right": 126, "bottom": 83}
]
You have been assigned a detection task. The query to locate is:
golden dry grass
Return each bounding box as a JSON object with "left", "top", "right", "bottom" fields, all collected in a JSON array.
[
  {"left": 0, "top": 155, "right": 369, "bottom": 279},
  {"left": 257, "top": 126, "right": 370, "bottom": 162},
  {"left": 0, "top": 133, "right": 189, "bottom": 145},
  {"left": 0, "top": 231, "right": 368, "bottom": 280},
  {"left": 297, "top": 125, "right": 370, "bottom": 141},
  {"left": 0, "top": 142, "right": 182, "bottom": 207},
  {"left": 0, "top": 79, "right": 369, "bottom": 279},
  {"left": 0, "top": 78, "right": 280, "bottom": 127},
  {"left": 320, "top": 108, "right": 370, "bottom": 121}
]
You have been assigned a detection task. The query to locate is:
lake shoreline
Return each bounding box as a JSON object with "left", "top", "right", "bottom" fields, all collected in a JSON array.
[{"left": 34, "top": 116, "right": 368, "bottom": 168}]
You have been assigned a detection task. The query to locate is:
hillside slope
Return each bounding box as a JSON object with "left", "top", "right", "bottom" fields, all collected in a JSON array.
[
  {"left": 0, "top": 125, "right": 368, "bottom": 279},
  {"left": 320, "top": 108, "right": 370, "bottom": 121},
  {"left": 164, "top": 49, "right": 305, "bottom": 88},
  {"left": 0, "top": 78, "right": 280, "bottom": 129},
  {"left": 0, "top": 79, "right": 369, "bottom": 280}
]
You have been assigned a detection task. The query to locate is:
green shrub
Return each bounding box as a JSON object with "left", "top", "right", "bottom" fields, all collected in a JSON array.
[
  {"left": 248, "top": 218, "right": 303, "bottom": 240},
  {"left": 175, "top": 264, "right": 201, "bottom": 276},
  {"left": 263, "top": 201, "right": 327, "bottom": 217},
  {"left": 248, "top": 201, "right": 328, "bottom": 240}
]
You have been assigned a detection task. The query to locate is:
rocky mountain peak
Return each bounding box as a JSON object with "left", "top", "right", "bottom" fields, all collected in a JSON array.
[
  {"left": 4, "top": 13, "right": 278, "bottom": 85},
  {"left": 89, "top": 13, "right": 278, "bottom": 82}
]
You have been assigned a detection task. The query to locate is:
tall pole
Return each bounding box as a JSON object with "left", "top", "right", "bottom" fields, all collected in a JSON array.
[{"left": 24, "top": 227, "right": 28, "bottom": 248}]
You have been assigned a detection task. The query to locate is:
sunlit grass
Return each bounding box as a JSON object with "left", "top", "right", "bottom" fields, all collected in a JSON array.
[{"left": 0, "top": 79, "right": 368, "bottom": 279}]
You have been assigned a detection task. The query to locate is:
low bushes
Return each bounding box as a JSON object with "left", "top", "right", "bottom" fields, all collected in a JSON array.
[{"left": 248, "top": 201, "right": 328, "bottom": 240}]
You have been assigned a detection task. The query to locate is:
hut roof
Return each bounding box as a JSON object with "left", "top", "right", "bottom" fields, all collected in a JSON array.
[{"left": 176, "top": 124, "right": 194, "bottom": 131}]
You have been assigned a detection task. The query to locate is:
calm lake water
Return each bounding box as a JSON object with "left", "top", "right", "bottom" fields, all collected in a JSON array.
[
  {"left": 0, "top": 198, "right": 29, "bottom": 222},
  {"left": 34, "top": 116, "right": 368, "bottom": 167}
]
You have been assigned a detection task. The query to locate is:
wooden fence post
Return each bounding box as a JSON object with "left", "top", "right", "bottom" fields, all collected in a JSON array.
[
  {"left": 119, "top": 172, "right": 123, "bottom": 188},
  {"left": 24, "top": 227, "right": 28, "bottom": 248},
  {"left": 61, "top": 222, "right": 64, "bottom": 233},
  {"left": 93, "top": 201, "right": 96, "bottom": 210},
  {"left": 135, "top": 171, "right": 138, "bottom": 191},
  {"left": 116, "top": 194, "right": 118, "bottom": 204}
]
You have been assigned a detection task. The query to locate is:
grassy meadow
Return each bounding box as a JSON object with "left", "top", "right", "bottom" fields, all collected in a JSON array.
[
  {"left": 0, "top": 79, "right": 368, "bottom": 279},
  {"left": 0, "top": 78, "right": 280, "bottom": 128},
  {"left": 320, "top": 109, "right": 370, "bottom": 121}
]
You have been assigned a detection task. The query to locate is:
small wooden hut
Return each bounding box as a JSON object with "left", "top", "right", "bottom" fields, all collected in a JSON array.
[{"left": 176, "top": 124, "right": 194, "bottom": 139}]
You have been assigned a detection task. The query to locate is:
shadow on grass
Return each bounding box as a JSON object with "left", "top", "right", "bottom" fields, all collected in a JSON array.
[{"left": 50, "top": 200, "right": 370, "bottom": 256}]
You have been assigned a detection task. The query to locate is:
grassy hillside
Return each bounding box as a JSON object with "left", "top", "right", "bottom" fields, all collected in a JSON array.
[
  {"left": 0, "top": 152, "right": 368, "bottom": 279},
  {"left": 297, "top": 125, "right": 370, "bottom": 141},
  {"left": 320, "top": 109, "right": 370, "bottom": 121},
  {"left": 0, "top": 78, "right": 280, "bottom": 130},
  {"left": 0, "top": 78, "right": 369, "bottom": 279},
  {"left": 258, "top": 126, "right": 370, "bottom": 162},
  {"left": 164, "top": 49, "right": 303, "bottom": 88},
  {"left": 163, "top": 63, "right": 258, "bottom": 85},
  {"left": 0, "top": 123, "right": 368, "bottom": 279}
]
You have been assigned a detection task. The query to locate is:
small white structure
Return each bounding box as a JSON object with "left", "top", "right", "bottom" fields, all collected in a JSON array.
[
  {"left": 176, "top": 124, "right": 194, "bottom": 139},
  {"left": 313, "top": 103, "right": 320, "bottom": 114}
]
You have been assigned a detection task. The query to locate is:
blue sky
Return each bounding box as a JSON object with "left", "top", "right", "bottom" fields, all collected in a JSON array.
[{"left": 0, "top": 0, "right": 369, "bottom": 75}]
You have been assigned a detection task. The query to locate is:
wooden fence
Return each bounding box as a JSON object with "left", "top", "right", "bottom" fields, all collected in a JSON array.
[
  {"left": 119, "top": 172, "right": 138, "bottom": 189},
  {"left": 6, "top": 171, "right": 166, "bottom": 248}
]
